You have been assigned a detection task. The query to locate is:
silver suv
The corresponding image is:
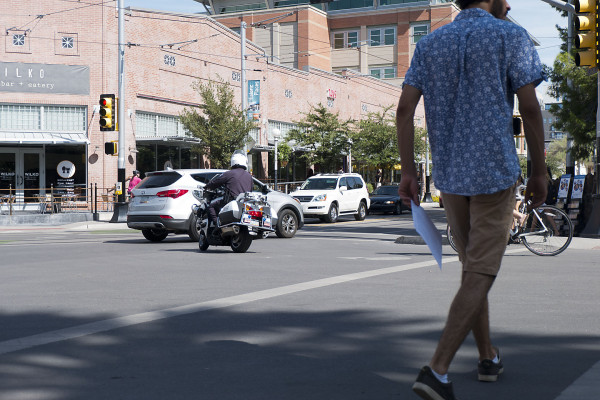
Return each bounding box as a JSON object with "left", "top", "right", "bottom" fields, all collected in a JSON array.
[
  {"left": 290, "top": 173, "right": 370, "bottom": 223},
  {"left": 127, "top": 169, "right": 304, "bottom": 241}
]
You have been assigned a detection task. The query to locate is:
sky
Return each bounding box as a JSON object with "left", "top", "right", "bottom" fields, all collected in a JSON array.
[{"left": 124, "top": 0, "right": 568, "bottom": 101}]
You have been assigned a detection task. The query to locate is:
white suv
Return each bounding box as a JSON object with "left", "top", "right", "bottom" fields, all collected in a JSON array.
[{"left": 290, "top": 173, "right": 370, "bottom": 223}]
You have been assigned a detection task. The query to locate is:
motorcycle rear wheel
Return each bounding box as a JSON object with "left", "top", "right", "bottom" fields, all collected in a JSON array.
[{"left": 230, "top": 227, "right": 252, "bottom": 253}]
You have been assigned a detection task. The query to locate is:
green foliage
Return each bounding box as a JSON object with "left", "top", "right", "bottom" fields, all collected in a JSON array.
[
  {"left": 519, "top": 155, "right": 527, "bottom": 177},
  {"left": 546, "top": 52, "right": 597, "bottom": 160},
  {"left": 351, "top": 106, "right": 398, "bottom": 170},
  {"left": 276, "top": 141, "right": 293, "bottom": 164},
  {"left": 414, "top": 126, "right": 429, "bottom": 164},
  {"left": 180, "top": 78, "right": 256, "bottom": 168},
  {"left": 545, "top": 136, "right": 567, "bottom": 177},
  {"left": 366, "top": 183, "right": 373, "bottom": 193},
  {"left": 286, "top": 103, "right": 353, "bottom": 173}
]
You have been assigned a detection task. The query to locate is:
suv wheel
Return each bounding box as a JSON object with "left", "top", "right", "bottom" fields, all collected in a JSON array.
[
  {"left": 188, "top": 213, "right": 201, "bottom": 241},
  {"left": 354, "top": 201, "right": 367, "bottom": 221},
  {"left": 142, "top": 228, "right": 169, "bottom": 242},
  {"left": 324, "top": 203, "right": 339, "bottom": 223},
  {"left": 276, "top": 209, "right": 298, "bottom": 238}
]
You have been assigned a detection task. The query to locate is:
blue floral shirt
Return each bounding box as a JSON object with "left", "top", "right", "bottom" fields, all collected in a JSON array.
[{"left": 403, "top": 8, "right": 544, "bottom": 195}]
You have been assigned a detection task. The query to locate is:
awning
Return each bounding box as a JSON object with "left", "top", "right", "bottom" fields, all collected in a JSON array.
[{"left": 0, "top": 131, "right": 89, "bottom": 144}]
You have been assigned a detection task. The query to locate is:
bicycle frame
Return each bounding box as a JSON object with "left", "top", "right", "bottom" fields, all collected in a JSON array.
[{"left": 515, "top": 207, "right": 549, "bottom": 239}]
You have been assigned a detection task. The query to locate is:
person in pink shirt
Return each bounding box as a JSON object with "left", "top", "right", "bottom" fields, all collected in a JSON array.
[{"left": 127, "top": 170, "right": 142, "bottom": 195}]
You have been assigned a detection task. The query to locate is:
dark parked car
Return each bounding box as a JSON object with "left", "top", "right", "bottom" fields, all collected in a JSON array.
[{"left": 368, "top": 185, "right": 407, "bottom": 215}]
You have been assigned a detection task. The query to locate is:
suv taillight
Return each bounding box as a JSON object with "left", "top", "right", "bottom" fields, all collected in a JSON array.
[{"left": 156, "top": 189, "right": 188, "bottom": 199}]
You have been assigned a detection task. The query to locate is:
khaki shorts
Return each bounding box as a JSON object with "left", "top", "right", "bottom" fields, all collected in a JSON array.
[{"left": 443, "top": 184, "right": 516, "bottom": 276}]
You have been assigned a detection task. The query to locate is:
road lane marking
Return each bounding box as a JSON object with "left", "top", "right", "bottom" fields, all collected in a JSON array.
[
  {"left": 0, "top": 257, "right": 458, "bottom": 355},
  {"left": 0, "top": 247, "right": 528, "bottom": 356}
]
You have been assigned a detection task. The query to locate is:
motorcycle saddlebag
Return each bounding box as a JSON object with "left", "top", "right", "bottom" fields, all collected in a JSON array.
[{"left": 219, "top": 200, "right": 240, "bottom": 225}]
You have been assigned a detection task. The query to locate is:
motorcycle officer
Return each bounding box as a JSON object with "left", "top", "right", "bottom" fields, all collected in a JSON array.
[{"left": 204, "top": 151, "right": 253, "bottom": 235}]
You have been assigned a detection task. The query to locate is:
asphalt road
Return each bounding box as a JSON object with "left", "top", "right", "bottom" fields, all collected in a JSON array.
[{"left": 0, "top": 212, "right": 599, "bottom": 400}]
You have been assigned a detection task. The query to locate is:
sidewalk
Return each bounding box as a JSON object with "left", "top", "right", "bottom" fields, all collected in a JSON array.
[
  {"left": 0, "top": 212, "right": 133, "bottom": 233},
  {"left": 394, "top": 201, "right": 600, "bottom": 251}
]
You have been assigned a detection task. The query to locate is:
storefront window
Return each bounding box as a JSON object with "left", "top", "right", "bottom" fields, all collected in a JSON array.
[
  {"left": 44, "top": 145, "right": 86, "bottom": 194},
  {"left": 136, "top": 143, "right": 199, "bottom": 175}
]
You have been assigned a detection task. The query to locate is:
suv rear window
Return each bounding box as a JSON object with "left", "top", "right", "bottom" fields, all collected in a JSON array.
[
  {"left": 191, "top": 172, "right": 222, "bottom": 184},
  {"left": 137, "top": 172, "right": 183, "bottom": 188},
  {"left": 348, "top": 176, "right": 363, "bottom": 189}
]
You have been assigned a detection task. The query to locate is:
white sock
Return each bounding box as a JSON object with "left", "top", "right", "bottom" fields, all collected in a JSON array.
[
  {"left": 431, "top": 368, "right": 449, "bottom": 384},
  {"left": 492, "top": 354, "right": 500, "bottom": 364}
]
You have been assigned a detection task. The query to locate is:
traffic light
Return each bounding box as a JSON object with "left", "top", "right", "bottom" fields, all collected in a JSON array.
[
  {"left": 99, "top": 94, "right": 116, "bottom": 131},
  {"left": 104, "top": 141, "right": 117, "bottom": 155},
  {"left": 574, "top": 0, "right": 599, "bottom": 67}
]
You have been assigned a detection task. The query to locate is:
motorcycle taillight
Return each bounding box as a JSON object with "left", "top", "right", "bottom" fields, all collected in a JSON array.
[{"left": 248, "top": 210, "right": 263, "bottom": 219}]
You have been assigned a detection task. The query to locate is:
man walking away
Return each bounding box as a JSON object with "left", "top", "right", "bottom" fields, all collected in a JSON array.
[{"left": 395, "top": 0, "right": 547, "bottom": 399}]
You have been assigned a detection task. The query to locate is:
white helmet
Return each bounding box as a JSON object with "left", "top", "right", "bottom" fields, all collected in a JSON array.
[{"left": 230, "top": 151, "right": 248, "bottom": 169}]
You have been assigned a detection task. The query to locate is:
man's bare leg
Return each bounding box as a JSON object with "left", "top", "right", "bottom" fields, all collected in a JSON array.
[
  {"left": 472, "top": 297, "right": 497, "bottom": 361},
  {"left": 429, "top": 271, "right": 495, "bottom": 375}
]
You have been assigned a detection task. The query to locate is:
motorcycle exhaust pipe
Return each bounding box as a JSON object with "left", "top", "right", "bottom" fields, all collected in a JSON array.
[{"left": 220, "top": 225, "right": 237, "bottom": 237}]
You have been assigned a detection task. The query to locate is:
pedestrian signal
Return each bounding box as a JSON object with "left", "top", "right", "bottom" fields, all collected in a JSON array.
[{"left": 104, "top": 141, "right": 118, "bottom": 155}]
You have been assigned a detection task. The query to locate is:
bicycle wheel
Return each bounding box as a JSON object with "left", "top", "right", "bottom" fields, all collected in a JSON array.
[
  {"left": 521, "top": 205, "right": 573, "bottom": 256},
  {"left": 446, "top": 224, "right": 458, "bottom": 253}
]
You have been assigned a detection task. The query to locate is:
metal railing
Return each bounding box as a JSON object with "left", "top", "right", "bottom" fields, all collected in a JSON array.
[{"left": 0, "top": 184, "right": 117, "bottom": 216}]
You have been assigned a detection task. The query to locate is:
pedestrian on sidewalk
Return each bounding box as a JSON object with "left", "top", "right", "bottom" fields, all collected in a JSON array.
[
  {"left": 127, "top": 170, "right": 142, "bottom": 197},
  {"left": 395, "top": 0, "right": 547, "bottom": 399}
]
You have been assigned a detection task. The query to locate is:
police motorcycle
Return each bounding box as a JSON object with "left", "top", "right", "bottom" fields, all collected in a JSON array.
[{"left": 192, "top": 186, "right": 274, "bottom": 253}]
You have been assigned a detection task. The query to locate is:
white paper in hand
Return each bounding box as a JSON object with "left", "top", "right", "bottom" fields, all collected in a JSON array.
[{"left": 411, "top": 200, "right": 442, "bottom": 269}]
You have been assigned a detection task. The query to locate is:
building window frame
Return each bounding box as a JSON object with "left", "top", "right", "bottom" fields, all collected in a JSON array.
[
  {"left": 12, "top": 34, "right": 25, "bottom": 46},
  {"left": 332, "top": 30, "right": 360, "bottom": 49},
  {"left": 0, "top": 103, "right": 86, "bottom": 132},
  {"left": 369, "top": 66, "right": 396, "bottom": 79},
  {"left": 411, "top": 23, "right": 430, "bottom": 44},
  {"left": 135, "top": 111, "right": 187, "bottom": 138},
  {"left": 61, "top": 36, "right": 74, "bottom": 49},
  {"left": 368, "top": 26, "right": 396, "bottom": 46}
]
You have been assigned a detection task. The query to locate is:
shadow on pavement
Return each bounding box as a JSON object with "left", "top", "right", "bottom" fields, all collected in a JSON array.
[{"left": 0, "top": 307, "right": 598, "bottom": 400}]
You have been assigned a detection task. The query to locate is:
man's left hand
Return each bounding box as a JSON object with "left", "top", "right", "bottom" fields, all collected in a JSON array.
[{"left": 524, "top": 175, "right": 547, "bottom": 210}]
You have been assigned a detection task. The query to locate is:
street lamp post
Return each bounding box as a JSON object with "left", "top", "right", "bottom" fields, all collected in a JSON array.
[
  {"left": 347, "top": 138, "right": 353, "bottom": 173},
  {"left": 273, "top": 128, "right": 280, "bottom": 190},
  {"left": 423, "top": 136, "right": 433, "bottom": 202}
]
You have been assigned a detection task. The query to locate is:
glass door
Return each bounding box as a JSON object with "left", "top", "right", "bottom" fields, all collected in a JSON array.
[{"left": 0, "top": 148, "right": 44, "bottom": 208}]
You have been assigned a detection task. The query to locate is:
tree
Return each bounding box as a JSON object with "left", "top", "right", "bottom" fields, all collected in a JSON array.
[
  {"left": 351, "top": 106, "right": 398, "bottom": 170},
  {"left": 180, "top": 78, "right": 256, "bottom": 168},
  {"left": 546, "top": 52, "right": 597, "bottom": 160},
  {"left": 546, "top": 136, "right": 568, "bottom": 177},
  {"left": 286, "top": 103, "right": 353, "bottom": 172}
]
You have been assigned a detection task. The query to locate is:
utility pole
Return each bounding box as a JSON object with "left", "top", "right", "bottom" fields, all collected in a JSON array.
[
  {"left": 241, "top": 21, "right": 247, "bottom": 155},
  {"left": 110, "top": 0, "right": 128, "bottom": 222}
]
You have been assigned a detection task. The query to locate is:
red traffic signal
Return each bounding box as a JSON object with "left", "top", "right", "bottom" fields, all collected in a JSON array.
[{"left": 99, "top": 94, "right": 116, "bottom": 131}]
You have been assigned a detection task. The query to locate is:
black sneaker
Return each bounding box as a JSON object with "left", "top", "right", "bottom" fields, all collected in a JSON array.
[
  {"left": 412, "top": 366, "right": 458, "bottom": 400},
  {"left": 478, "top": 347, "right": 504, "bottom": 382}
]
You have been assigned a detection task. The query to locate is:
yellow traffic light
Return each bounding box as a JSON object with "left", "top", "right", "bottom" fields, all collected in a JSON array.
[
  {"left": 574, "top": 0, "right": 599, "bottom": 68},
  {"left": 99, "top": 94, "right": 116, "bottom": 131}
]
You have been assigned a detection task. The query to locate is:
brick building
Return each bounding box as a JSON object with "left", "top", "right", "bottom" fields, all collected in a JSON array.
[{"left": 1, "top": 0, "right": 412, "bottom": 210}]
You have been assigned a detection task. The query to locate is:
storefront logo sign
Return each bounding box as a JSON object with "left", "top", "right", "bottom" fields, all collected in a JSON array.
[
  {"left": 57, "top": 160, "right": 76, "bottom": 179},
  {"left": 0, "top": 62, "right": 90, "bottom": 95}
]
